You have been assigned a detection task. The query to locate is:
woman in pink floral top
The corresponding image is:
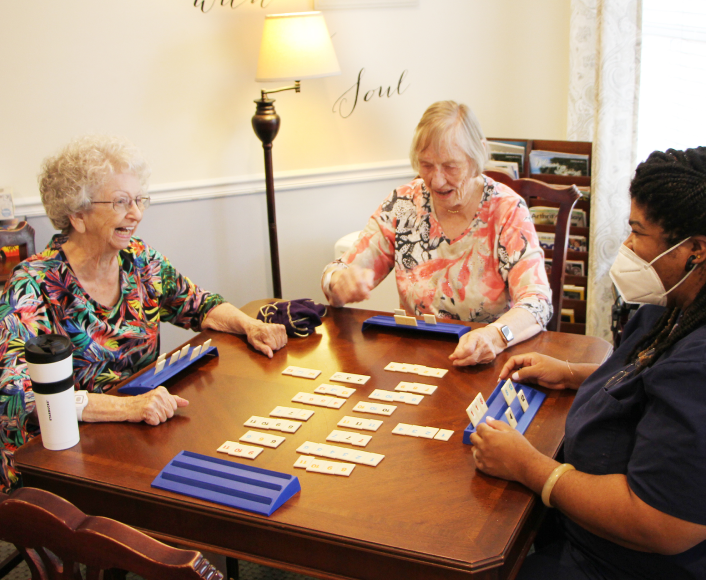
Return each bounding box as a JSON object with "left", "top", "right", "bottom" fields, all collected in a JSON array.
[{"left": 322, "top": 101, "right": 551, "bottom": 366}]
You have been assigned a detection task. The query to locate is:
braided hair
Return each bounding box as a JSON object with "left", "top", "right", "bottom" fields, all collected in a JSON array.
[{"left": 626, "top": 147, "right": 706, "bottom": 370}]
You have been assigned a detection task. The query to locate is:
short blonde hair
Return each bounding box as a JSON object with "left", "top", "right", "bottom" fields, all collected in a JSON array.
[
  {"left": 409, "top": 101, "right": 488, "bottom": 175},
  {"left": 38, "top": 135, "right": 151, "bottom": 233}
]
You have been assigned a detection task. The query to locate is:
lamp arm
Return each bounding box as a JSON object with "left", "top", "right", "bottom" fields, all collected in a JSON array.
[{"left": 260, "top": 80, "right": 301, "bottom": 100}]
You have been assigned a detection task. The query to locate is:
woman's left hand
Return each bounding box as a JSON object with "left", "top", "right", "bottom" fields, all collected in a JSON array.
[
  {"left": 449, "top": 326, "right": 505, "bottom": 366},
  {"left": 470, "top": 417, "right": 539, "bottom": 481},
  {"left": 245, "top": 320, "right": 288, "bottom": 358}
]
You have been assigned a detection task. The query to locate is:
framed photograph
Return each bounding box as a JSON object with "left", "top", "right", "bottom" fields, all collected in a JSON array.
[
  {"left": 315, "top": 0, "right": 418, "bottom": 8},
  {"left": 568, "top": 235, "right": 588, "bottom": 252},
  {"left": 565, "top": 260, "right": 585, "bottom": 277},
  {"left": 560, "top": 308, "right": 575, "bottom": 323},
  {"left": 563, "top": 284, "right": 585, "bottom": 300},
  {"left": 529, "top": 150, "right": 590, "bottom": 177}
]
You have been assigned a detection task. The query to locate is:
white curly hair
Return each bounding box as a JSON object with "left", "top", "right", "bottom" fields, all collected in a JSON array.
[{"left": 38, "top": 135, "right": 151, "bottom": 233}]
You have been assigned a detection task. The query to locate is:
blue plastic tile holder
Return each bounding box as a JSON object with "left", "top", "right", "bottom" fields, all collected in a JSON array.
[
  {"left": 362, "top": 315, "right": 472, "bottom": 339},
  {"left": 151, "top": 450, "right": 301, "bottom": 516},
  {"left": 118, "top": 345, "right": 218, "bottom": 396},
  {"left": 463, "top": 381, "right": 546, "bottom": 445}
]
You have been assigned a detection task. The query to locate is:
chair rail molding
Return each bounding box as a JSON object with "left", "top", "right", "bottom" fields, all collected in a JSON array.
[{"left": 15, "top": 160, "right": 415, "bottom": 218}]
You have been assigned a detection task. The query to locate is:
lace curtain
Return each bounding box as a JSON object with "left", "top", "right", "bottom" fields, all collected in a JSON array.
[{"left": 568, "top": 0, "right": 642, "bottom": 342}]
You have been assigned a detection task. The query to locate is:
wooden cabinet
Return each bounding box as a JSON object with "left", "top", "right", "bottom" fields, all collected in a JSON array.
[{"left": 488, "top": 138, "right": 592, "bottom": 335}]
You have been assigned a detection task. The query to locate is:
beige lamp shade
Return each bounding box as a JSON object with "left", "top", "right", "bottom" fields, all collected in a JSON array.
[{"left": 255, "top": 12, "right": 341, "bottom": 82}]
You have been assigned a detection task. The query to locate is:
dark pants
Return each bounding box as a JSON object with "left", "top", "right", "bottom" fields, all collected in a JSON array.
[{"left": 517, "top": 512, "right": 613, "bottom": 580}]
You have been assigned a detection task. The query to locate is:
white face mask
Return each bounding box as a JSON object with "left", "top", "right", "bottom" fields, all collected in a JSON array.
[{"left": 609, "top": 238, "right": 694, "bottom": 306}]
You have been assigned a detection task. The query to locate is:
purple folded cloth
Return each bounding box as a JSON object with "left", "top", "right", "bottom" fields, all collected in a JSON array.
[{"left": 257, "top": 299, "right": 327, "bottom": 337}]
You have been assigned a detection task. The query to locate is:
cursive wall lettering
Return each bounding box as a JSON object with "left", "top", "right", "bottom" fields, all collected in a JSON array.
[
  {"left": 333, "top": 68, "right": 410, "bottom": 118},
  {"left": 194, "top": 0, "right": 273, "bottom": 13}
]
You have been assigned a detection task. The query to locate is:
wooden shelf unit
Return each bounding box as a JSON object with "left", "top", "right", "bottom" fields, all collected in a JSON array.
[{"left": 488, "top": 138, "right": 592, "bottom": 335}]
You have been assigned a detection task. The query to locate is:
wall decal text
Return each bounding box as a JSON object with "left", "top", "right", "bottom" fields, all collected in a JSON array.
[{"left": 333, "top": 68, "right": 410, "bottom": 118}]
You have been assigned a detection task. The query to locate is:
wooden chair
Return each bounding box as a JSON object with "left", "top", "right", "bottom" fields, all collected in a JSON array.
[
  {"left": 486, "top": 171, "right": 582, "bottom": 332},
  {"left": 0, "top": 487, "right": 224, "bottom": 580},
  {"left": 0, "top": 220, "right": 36, "bottom": 260}
]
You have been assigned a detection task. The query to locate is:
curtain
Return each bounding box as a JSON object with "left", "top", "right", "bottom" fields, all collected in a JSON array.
[{"left": 568, "top": 0, "right": 642, "bottom": 342}]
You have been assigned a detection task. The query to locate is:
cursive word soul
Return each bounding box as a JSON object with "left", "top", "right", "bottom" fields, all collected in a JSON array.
[
  {"left": 193, "top": 0, "right": 273, "bottom": 13},
  {"left": 333, "top": 68, "right": 410, "bottom": 119}
]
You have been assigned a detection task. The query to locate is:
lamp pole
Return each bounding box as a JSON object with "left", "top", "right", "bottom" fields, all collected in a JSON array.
[
  {"left": 251, "top": 82, "right": 300, "bottom": 300},
  {"left": 252, "top": 12, "right": 339, "bottom": 299},
  {"left": 252, "top": 94, "right": 282, "bottom": 299}
]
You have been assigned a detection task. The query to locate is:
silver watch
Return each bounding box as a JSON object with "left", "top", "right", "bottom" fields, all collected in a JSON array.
[
  {"left": 75, "top": 391, "right": 89, "bottom": 422},
  {"left": 493, "top": 324, "right": 514, "bottom": 345}
]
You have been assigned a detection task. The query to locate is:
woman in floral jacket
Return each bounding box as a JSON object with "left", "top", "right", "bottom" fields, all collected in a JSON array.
[
  {"left": 0, "top": 135, "right": 287, "bottom": 492},
  {"left": 322, "top": 101, "right": 551, "bottom": 367}
]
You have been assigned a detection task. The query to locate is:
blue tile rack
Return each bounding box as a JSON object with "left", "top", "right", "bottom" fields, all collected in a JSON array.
[
  {"left": 463, "top": 381, "right": 546, "bottom": 445},
  {"left": 362, "top": 315, "right": 472, "bottom": 339},
  {"left": 152, "top": 450, "right": 301, "bottom": 516},
  {"left": 118, "top": 345, "right": 218, "bottom": 396}
]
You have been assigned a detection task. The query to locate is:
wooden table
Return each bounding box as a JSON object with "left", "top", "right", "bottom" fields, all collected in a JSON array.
[{"left": 15, "top": 306, "right": 611, "bottom": 580}]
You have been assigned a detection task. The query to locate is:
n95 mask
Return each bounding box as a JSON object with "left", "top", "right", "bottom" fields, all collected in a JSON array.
[{"left": 609, "top": 239, "right": 693, "bottom": 306}]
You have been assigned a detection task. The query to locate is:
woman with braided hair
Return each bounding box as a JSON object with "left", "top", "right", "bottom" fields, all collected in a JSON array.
[{"left": 471, "top": 147, "right": 706, "bottom": 579}]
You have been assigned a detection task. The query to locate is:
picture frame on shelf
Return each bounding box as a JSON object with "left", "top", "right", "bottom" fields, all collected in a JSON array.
[{"left": 565, "top": 260, "right": 585, "bottom": 277}]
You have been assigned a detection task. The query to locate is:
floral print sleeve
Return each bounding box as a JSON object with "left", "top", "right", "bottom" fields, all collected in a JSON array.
[
  {"left": 134, "top": 241, "right": 225, "bottom": 331},
  {"left": 323, "top": 176, "right": 552, "bottom": 325},
  {"left": 493, "top": 184, "right": 553, "bottom": 327},
  {"left": 0, "top": 271, "right": 47, "bottom": 492},
  {"left": 0, "top": 235, "right": 224, "bottom": 493}
]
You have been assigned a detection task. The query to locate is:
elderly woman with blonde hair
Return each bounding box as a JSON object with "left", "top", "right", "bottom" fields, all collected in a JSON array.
[
  {"left": 0, "top": 135, "right": 287, "bottom": 493},
  {"left": 322, "top": 101, "right": 551, "bottom": 366}
]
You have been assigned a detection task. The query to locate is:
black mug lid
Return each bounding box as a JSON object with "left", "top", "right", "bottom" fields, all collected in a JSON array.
[{"left": 25, "top": 335, "right": 73, "bottom": 364}]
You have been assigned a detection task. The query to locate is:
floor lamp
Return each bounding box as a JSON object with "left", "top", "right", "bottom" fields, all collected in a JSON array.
[{"left": 253, "top": 11, "right": 340, "bottom": 299}]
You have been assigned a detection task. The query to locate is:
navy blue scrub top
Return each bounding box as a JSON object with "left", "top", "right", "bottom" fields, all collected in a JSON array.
[{"left": 560, "top": 305, "right": 706, "bottom": 579}]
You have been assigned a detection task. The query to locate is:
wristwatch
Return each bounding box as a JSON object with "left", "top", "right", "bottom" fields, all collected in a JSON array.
[
  {"left": 491, "top": 323, "right": 514, "bottom": 345},
  {"left": 75, "top": 391, "right": 89, "bottom": 422}
]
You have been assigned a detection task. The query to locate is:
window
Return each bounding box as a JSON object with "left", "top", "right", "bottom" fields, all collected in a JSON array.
[{"left": 637, "top": 0, "right": 706, "bottom": 162}]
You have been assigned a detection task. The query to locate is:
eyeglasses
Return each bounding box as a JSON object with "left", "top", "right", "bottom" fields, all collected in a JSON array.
[
  {"left": 603, "top": 361, "right": 640, "bottom": 391},
  {"left": 91, "top": 195, "right": 151, "bottom": 213}
]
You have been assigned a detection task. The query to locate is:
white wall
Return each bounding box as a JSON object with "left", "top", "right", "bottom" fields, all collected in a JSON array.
[{"left": 1, "top": 0, "right": 571, "bottom": 351}]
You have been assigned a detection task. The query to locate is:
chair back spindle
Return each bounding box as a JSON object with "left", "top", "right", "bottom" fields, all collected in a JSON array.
[{"left": 486, "top": 172, "right": 582, "bottom": 332}]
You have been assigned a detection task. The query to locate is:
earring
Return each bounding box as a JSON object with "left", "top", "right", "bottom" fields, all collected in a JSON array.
[{"left": 686, "top": 255, "right": 697, "bottom": 271}]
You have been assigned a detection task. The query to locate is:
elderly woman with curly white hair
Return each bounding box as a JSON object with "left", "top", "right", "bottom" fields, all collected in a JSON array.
[{"left": 0, "top": 135, "right": 287, "bottom": 493}]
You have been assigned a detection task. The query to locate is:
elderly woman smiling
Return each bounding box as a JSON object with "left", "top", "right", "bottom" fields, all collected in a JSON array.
[
  {"left": 0, "top": 135, "right": 287, "bottom": 493},
  {"left": 322, "top": 101, "right": 551, "bottom": 366}
]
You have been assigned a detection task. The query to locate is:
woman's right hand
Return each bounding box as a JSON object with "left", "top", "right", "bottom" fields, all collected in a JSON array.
[
  {"left": 328, "top": 266, "right": 375, "bottom": 307},
  {"left": 126, "top": 386, "right": 189, "bottom": 425},
  {"left": 498, "top": 353, "right": 576, "bottom": 390}
]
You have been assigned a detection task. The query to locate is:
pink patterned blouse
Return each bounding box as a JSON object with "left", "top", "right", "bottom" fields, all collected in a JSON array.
[{"left": 324, "top": 176, "right": 552, "bottom": 325}]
